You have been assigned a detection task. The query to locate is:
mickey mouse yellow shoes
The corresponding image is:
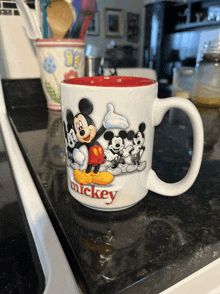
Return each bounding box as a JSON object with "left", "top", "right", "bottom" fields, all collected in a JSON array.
[
  {"left": 74, "top": 169, "right": 113, "bottom": 185},
  {"left": 74, "top": 170, "right": 93, "bottom": 185},
  {"left": 92, "top": 171, "right": 113, "bottom": 185}
]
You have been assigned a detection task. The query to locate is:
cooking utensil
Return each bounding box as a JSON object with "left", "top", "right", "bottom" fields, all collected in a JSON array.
[
  {"left": 47, "top": 0, "right": 74, "bottom": 39},
  {"left": 80, "top": 0, "right": 97, "bottom": 39},
  {"left": 38, "top": 0, "right": 51, "bottom": 39},
  {"left": 80, "top": 14, "right": 92, "bottom": 39},
  {"left": 69, "top": 0, "right": 83, "bottom": 38},
  {"left": 16, "top": 0, "right": 42, "bottom": 40}
]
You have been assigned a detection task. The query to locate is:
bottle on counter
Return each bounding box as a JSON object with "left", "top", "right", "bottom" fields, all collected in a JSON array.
[
  {"left": 190, "top": 40, "right": 220, "bottom": 158},
  {"left": 172, "top": 66, "right": 195, "bottom": 99},
  {"left": 169, "top": 66, "right": 195, "bottom": 124},
  {"left": 192, "top": 39, "right": 220, "bottom": 106}
]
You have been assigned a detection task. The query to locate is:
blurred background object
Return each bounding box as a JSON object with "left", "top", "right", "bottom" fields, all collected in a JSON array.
[
  {"left": 16, "top": 0, "right": 42, "bottom": 39},
  {"left": 85, "top": 44, "right": 102, "bottom": 76},
  {"left": 169, "top": 66, "right": 195, "bottom": 124},
  {"left": 103, "top": 67, "right": 157, "bottom": 80},
  {"left": 79, "top": 0, "right": 97, "bottom": 39},
  {"left": 196, "top": 105, "right": 220, "bottom": 158},
  {"left": 172, "top": 66, "right": 195, "bottom": 99},
  {"left": 85, "top": 56, "right": 101, "bottom": 77},
  {"left": 192, "top": 39, "right": 220, "bottom": 106},
  {"left": 208, "top": 5, "right": 220, "bottom": 22},
  {"left": 37, "top": 0, "right": 50, "bottom": 38}
]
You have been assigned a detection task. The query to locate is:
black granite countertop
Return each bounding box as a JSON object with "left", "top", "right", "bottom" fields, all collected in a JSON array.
[{"left": 4, "top": 79, "right": 220, "bottom": 294}]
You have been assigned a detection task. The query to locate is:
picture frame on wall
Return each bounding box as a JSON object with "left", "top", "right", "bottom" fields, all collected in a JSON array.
[
  {"left": 104, "top": 8, "right": 124, "bottom": 38},
  {"left": 127, "top": 12, "right": 140, "bottom": 43},
  {"left": 87, "top": 12, "right": 99, "bottom": 36}
]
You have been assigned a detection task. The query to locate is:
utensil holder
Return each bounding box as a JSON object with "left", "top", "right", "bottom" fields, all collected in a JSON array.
[{"left": 34, "top": 39, "right": 86, "bottom": 111}]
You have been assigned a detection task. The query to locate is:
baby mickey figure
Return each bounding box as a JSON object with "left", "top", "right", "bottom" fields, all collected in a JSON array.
[{"left": 69, "top": 98, "right": 129, "bottom": 185}]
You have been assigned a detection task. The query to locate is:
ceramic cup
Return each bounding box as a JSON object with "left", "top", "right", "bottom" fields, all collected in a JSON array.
[
  {"left": 61, "top": 76, "right": 204, "bottom": 211},
  {"left": 34, "top": 39, "right": 86, "bottom": 111}
]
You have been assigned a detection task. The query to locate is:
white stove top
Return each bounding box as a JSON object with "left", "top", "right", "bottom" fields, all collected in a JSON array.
[{"left": 0, "top": 77, "right": 80, "bottom": 293}]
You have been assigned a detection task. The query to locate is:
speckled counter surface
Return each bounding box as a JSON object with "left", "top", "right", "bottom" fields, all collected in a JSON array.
[{"left": 8, "top": 101, "right": 220, "bottom": 294}]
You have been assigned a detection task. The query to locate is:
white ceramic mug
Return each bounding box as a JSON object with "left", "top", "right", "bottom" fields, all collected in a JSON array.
[{"left": 61, "top": 76, "right": 204, "bottom": 211}]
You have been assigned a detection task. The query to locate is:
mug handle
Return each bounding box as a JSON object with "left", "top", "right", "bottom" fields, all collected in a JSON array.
[{"left": 147, "top": 97, "right": 204, "bottom": 196}]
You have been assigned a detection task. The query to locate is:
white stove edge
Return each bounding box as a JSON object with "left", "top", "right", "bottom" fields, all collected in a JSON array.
[
  {"left": 160, "top": 257, "right": 220, "bottom": 294},
  {"left": 1, "top": 77, "right": 220, "bottom": 294},
  {"left": 0, "top": 77, "right": 80, "bottom": 293}
]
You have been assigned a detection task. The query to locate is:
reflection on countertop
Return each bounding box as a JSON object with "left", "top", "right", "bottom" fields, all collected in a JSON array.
[{"left": 8, "top": 104, "right": 220, "bottom": 294}]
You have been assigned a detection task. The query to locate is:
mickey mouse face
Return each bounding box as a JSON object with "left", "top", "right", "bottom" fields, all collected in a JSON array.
[
  {"left": 63, "top": 118, "right": 76, "bottom": 149},
  {"left": 67, "top": 129, "right": 76, "bottom": 148},
  {"left": 133, "top": 131, "right": 145, "bottom": 148},
  {"left": 127, "top": 123, "right": 146, "bottom": 148},
  {"left": 104, "top": 130, "right": 127, "bottom": 153},
  {"left": 74, "top": 114, "right": 96, "bottom": 144},
  {"left": 109, "top": 136, "right": 124, "bottom": 153}
]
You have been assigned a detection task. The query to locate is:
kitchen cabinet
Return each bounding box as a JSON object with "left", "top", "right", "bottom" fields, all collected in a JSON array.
[
  {"left": 172, "top": 0, "right": 220, "bottom": 32},
  {"left": 143, "top": 0, "right": 220, "bottom": 97}
]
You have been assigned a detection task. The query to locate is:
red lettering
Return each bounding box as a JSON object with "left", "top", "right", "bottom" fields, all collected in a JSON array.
[
  {"left": 70, "top": 181, "right": 118, "bottom": 205},
  {"left": 100, "top": 190, "right": 108, "bottom": 199},
  {"left": 84, "top": 188, "right": 90, "bottom": 196},
  {"left": 71, "top": 181, "right": 79, "bottom": 192},
  {"left": 80, "top": 184, "right": 83, "bottom": 194},
  {"left": 106, "top": 191, "right": 118, "bottom": 205},
  {"left": 91, "top": 185, "right": 100, "bottom": 198}
]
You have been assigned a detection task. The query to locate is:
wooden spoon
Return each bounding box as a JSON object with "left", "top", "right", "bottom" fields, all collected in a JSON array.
[{"left": 47, "top": 0, "right": 74, "bottom": 39}]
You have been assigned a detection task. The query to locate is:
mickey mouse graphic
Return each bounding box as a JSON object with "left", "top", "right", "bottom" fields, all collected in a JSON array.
[
  {"left": 104, "top": 131, "right": 132, "bottom": 175},
  {"left": 127, "top": 123, "right": 146, "bottom": 172},
  {"left": 63, "top": 111, "right": 79, "bottom": 170},
  {"left": 67, "top": 98, "right": 129, "bottom": 185}
]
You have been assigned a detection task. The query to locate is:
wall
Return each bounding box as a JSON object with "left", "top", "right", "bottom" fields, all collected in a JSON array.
[{"left": 84, "top": 0, "right": 145, "bottom": 66}]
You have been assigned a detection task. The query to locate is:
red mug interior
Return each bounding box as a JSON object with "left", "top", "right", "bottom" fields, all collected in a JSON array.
[{"left": 62, "top": 76, "right": 156, "bottom": 87}]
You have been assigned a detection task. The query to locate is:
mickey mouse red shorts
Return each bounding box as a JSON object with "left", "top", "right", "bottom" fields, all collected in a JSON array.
[{"left": 88, "top": 145, "right": 105, "bottom": 166}]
